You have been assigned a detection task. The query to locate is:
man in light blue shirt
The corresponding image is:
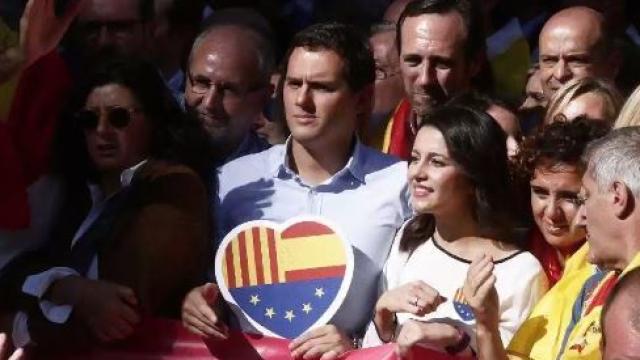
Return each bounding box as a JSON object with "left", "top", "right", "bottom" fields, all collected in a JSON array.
[{"left": 182, "top": 22, "right": 411, "bottom": 359}]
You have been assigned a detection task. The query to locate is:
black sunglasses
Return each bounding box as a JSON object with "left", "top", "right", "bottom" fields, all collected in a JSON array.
[{"left": 75, "top": 107, "right": 140, "bottom": 130}]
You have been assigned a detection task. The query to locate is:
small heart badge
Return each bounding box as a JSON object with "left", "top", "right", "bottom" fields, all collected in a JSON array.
[{"left": 215, "top": 216, "right": 354, "bottom": 339}]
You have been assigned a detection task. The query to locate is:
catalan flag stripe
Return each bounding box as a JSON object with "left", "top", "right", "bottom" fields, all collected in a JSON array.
[
  {"left": 246, "top": 230, "right": 258, "bottom": 286},
  {"left": 252, "top": 227, "right": 265, "bottom": 285},
  {"left": 238, "top": 231, "right": 250, "bottom": 287},
  {"left": 267, "top": 228, "right": 279, "bottom": 283},
  {"left": 231, "top": 235, "right": 242, "bottom": 288},
  {"left": 224, "top": 245, "right": 236, "bottom": 288}
]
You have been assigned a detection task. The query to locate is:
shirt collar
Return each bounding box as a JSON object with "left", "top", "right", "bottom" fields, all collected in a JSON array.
[
  {"left": 88, "top": 159, "right": 148, "bottom": 205},
  {"left": 120, "top": 159, "right": 148, "bottom": 187},
  {"left": 271, "top": 137, "right": 366, "bottom": 184},
  {"left": 227, "top": 131, "right": 269, "bottom": 164}
]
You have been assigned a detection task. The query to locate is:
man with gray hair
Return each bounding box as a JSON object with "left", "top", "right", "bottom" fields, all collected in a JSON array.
[
  {"left": 579, "top": 126, "right": 640, "bottom": 273},
  {"left": 184, "top": 9, "right": 275, "bottom": 166},
  {"left": 567, "top": 126, "right": 640, "bottom": 358}
]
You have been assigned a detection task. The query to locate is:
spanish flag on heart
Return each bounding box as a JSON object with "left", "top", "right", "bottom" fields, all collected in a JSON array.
[{"left": 215, "top": 217, "right": 354, "bottom": 339}]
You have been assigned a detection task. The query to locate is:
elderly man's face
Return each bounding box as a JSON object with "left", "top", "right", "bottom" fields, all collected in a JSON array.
[
  {"left": 538, "top": 18, "right": 612, "bottom": 99},
  {"left": 76, "top": 0, "right": 150, "bottom": 59},
  {"left": 185, "top": 28, "right": 269, "bottom": 155},
  {"left": 399, "top": 12, "right": 475, "bottom": 117},
  {"left": 578, "top": 171, "right": 622, "bottom": 270},
  {"left": 370, "top": 30, "right": 404, "bottom": 121}
]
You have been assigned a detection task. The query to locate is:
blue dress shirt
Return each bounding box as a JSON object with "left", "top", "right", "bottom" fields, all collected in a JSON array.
[{"left": 215, "top": 139, "right": 412, "bottom": 336}]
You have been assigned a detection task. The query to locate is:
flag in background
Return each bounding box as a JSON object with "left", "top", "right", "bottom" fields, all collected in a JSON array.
[{"left": 217, "top": 218, "right": 353, "bottom": 339}]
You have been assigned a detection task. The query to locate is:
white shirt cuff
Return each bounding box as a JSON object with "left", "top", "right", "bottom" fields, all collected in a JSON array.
[
  {"left": 22, "top": 267, "right": 78, "bottom": 324},
  {"left": 12, "top": 312, "right": 31, "bottom": 348}
]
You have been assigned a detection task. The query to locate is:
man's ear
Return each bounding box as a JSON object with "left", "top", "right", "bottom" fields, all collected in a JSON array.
[{"left": 612, "top": 180, "right": 635, "bottom": 219}]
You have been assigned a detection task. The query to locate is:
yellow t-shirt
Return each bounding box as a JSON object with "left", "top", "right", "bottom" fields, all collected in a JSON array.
[
  {"left": 559, "top": 252, "right": 640, "bottom": 360},
  {"left": 507, "top": 243, "right": 595, "bottom": 359}
]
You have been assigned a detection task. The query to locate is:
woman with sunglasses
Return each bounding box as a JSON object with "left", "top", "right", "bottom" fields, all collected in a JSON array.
[
  {"left": 4, "top": 57, "right": 212, "bottom": 351},
  {"left": 363, "top": 105, "right": 546, "bottom": 356}
]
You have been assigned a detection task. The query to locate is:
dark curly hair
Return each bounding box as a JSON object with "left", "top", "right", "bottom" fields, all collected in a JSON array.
[
  {"left": 515, "top": 117, "right": 610, "bottom": 181},
  {"left": 400, "top": 104, "right": 514, "bottom": 253},
  {"left": 53, "top": 56, "right": 211, "bottom": 184}
]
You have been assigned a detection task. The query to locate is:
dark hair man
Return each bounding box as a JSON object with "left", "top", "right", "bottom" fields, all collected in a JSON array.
[
  {"left": 72, "top": 0, "right": 155, "bottom": 62},
  {"left": 385, "top": 0, "right": 486, "bottom": 159}
]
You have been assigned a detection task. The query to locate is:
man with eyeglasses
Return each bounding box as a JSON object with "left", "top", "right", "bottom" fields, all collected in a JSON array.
[
  {"left": 71, "top": 0, "right": 154, "bottom": 63},
  {"left": 366, "top": 22, "right": 405, "bottom": 151},
  {"left": 184, "top": 17, "right": 274, "bottom": 167}
]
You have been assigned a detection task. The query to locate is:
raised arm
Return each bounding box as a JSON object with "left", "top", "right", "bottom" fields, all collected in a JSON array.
[{"left": 463, "top": 254, "right": 508, "bottom": 360}]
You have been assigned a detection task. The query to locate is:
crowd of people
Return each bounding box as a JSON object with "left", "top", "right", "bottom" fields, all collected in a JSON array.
[{"left": 1, "top": 0, "right": 640, "bottom": 359}]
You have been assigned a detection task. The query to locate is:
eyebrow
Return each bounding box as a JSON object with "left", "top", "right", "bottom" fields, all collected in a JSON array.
[{"left": 557, "top": 190, "right": 579, "bottom": 198}]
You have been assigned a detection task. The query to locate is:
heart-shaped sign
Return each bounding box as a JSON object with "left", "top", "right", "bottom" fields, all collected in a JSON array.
[{"left": 215, "top": 216, "right": 354, "bottom": 339}]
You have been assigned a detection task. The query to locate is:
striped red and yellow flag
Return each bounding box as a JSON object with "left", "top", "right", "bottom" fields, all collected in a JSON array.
[{"left": 221, "top": 221, "right": 347, "bottom": 289}]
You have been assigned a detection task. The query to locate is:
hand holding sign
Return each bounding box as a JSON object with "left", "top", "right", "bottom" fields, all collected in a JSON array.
[{"left": 181, "top": 283, "right": 229, "bottom": 339}]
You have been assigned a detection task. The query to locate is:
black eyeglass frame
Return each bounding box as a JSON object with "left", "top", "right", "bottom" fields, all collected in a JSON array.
[{"left": 74, "top": 106, "right": 142, "bottom": 131}]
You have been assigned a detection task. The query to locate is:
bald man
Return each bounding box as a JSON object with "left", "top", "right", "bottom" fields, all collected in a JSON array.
[
  {"left": 538, "top": 6, "right": 620, "bottom": 99},
  {"left": 184, "top": 22, "right": 273, "bottom": 165},
  {"left": 602, "top": 267, "right": 640, "bottom": 360}
]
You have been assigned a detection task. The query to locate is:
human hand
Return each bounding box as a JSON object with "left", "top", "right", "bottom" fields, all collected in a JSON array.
[
  {"left": 463, "top": 254, "right": 499, "bottom": 330},
  {"left": 181, "top": 283, "right": 228, "bottom": 339},
  {"left": 289, "top": 325, "right": 353, "bottom": 360},
  {"left": 19, "top": 0, "right": 85, "bottom": 69},
  {"left": 74, "top": 278, "right": 140, "bottom": 342},
  {"left": 0, "top": 333, "right": 24, "bottom": 360},
  {"left": 0, "top": 44, "right": 22, "bottom": 84},
  {"left": 395, "top": 320, "right": 461, "bottom": 357},
  {"left": 376, "top": 280, "right": 446, "bottom": 317}
]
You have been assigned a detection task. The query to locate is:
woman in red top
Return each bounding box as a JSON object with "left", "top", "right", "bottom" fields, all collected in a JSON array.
[{"left": 515, "top": 118, "right": 609, "bottom": 286}]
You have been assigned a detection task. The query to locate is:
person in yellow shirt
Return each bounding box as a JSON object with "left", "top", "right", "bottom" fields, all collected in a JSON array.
[{"left": 463, "top": 126, "right": 640, "bottom": 359}]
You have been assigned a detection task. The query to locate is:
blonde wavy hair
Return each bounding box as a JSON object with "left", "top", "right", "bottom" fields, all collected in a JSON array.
[
  {"left": 544, "top": 77, "right": 622, "bottom": 126},
  {"left": 614, "top": 84, "right": 640, "bottom": 128}
]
